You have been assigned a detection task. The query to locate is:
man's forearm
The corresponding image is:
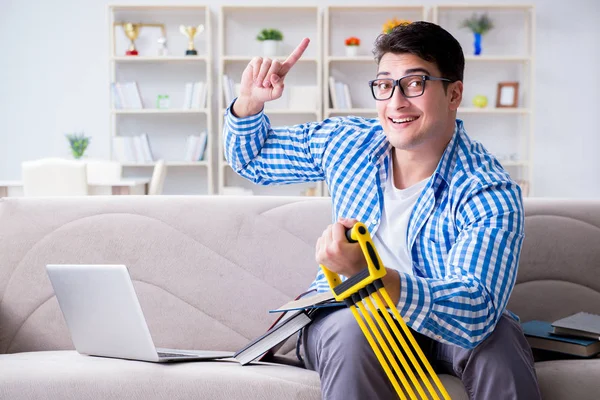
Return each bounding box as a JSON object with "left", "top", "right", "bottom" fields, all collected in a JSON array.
[{"left": 381, "top": 269, "right": 400, "bottom": 306}]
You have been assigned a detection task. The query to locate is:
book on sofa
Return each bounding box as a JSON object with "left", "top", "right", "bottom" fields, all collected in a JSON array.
[
  {"left": 234, "top": 309, "right": 314, "bottom": 365},
  {"left": 551, "top": 312, "right": 600, "bottom": 341},
  {"left": 522, "top": 320, "right": 600, "bottom": 358},
  {"left": 235, "top": 291, "right": 347, "bottom": 365}
]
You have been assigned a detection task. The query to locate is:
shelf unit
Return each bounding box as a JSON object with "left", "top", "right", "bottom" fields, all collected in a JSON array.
[
  {"left": 323, "top": 6, "right": 427, "bottom": 119},
  {"left": 217, "top": 5, "right": 324, "bottom": 196},
  {"left": 101, "top": 4, "right": 536, "bottom": 197},
  {"left": 108, "top": 5, "right": 214, "bottom": 194},
  {"left": 432, "top": 4, "right": 535, "bottom": 195}
]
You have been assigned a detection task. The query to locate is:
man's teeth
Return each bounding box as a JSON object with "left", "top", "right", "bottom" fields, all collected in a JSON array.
[{"left": 391, "top": 117, "right": 418, "bottom": 123}]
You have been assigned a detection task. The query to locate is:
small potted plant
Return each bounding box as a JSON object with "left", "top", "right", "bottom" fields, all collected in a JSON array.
[
  {"left": 382, "top": 18, "right": 411, "bottom": 34},
  {"left": 256, "top": 28, "right": 283, "bottom": 57},
  {"left": 344, "top": 37, "right": 360, "bottom": 57},
  {"left": 66, "top": 132, "right": 91, "bottom": 159},
  {"left": 460, "top": 13, "right": 494, "bottom": 55}
]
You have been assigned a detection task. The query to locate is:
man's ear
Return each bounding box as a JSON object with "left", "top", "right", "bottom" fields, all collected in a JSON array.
[{"left": 448, "top": 81, "right": 463, "bottom": 111}]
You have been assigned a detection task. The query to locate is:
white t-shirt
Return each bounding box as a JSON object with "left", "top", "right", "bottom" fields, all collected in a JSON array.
[{"left": 372, "top": 166, "right": 430, "bottom": 277}]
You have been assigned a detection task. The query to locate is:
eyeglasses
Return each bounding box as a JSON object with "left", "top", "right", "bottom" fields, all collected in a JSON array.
[{"left": 368, "top": 75, "right": 453, "bottom": 101}]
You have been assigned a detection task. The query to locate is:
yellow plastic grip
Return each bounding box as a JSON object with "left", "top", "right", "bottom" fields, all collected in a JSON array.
[{"left": 319, "top": 222, "right": 387, "bottom": 301}]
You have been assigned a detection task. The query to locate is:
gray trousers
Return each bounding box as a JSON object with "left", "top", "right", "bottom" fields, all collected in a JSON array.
[{"left": 300, "top": 307, "right": 541, "bottom": 400}]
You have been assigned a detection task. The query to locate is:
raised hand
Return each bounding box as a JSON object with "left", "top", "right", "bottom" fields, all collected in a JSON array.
[{"left": 232, "top": 38, "right": 310, "bottom": 118}]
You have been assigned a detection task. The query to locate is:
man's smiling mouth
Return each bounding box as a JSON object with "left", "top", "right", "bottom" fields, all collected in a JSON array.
[{"left": 389, "top": 116, "right": 419, "bottom": 124}]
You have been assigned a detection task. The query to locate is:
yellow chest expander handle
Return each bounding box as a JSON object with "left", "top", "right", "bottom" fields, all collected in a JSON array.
[{"left": 319, "top": 222, "right": 450, "bottom": 400}]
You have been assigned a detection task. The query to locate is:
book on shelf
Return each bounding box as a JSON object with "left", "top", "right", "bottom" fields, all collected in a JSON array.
[
  {"left": 112, "top": 134, "right": 154, "bottom": 163},
  {"left": 551, "top": 312, "right": 600, "bottom": 341},
  {"left": 184, "top": 132, "right": 208, "bottom": 162},
  {"left": 328, "top": 77, "right": 352, "bottom": 110},
  {"left": 328, "top": 76, "right": 337, "bottom": 108},
  {"left": 111, "top": 81, "right": 144, "bottom": 109},
  {"left": 522, "top": 320, "right": 600, "bottom": 358},
  {"left": 222, "top": 75, "right": 235, "bottom": 105},
  {"left": 233, "top": 309, "right": 313, "bottom": 366},
  {"left": 335, "top": 81, "right": 347, "bottom": 109},
  {"left": 183, "top": 81, "right": 207, "bottom": 109}
]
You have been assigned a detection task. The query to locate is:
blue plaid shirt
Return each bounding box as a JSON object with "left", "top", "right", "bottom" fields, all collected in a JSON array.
[{"left": 224, "top": 105, "right": 524, "bottom": 349}]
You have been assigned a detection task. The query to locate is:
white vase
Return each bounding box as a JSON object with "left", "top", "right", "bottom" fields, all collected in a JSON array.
[
  {"left": 345, "top": 46, "right": 359, "bottom": 57},
  {"left": 262, "top": 40, "right": 279, "bottom": 57}
]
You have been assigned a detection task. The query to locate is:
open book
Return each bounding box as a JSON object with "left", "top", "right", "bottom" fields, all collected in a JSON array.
[
  {"left": 269, "top": 291, "right": 344, "bottom": 314},
  {"left": 234, "top": 291, "right": 346, "bottom": 365},
  {"left": 234, "top": 309, "right": 313, "bottom": 365}
]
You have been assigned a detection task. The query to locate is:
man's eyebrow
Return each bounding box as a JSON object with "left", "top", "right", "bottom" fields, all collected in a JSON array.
[
  {"left": 405, "top": 67, "right": 431, "bottom": 75},
  {"left": 376, "top": 67, "right": 432, "bottom": 78}
]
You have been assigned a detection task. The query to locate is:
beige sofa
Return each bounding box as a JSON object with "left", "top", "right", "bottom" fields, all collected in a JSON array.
[{"left": 0, "top": 196, "right": 599, "bottom": 399}]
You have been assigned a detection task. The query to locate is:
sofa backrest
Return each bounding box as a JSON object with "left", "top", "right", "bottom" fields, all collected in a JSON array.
[
  {"left": 0, "top": 196, "right": 331, "bottom": 354},
  {"left": 508, "top": 198, "right": 600, "bottom": 322},
  {"left": 0, "top": 196, "right": 599, "bottom": 354}
]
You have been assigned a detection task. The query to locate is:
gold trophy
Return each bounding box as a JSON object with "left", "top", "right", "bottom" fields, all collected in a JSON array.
[
  {"left": 180, "top": 25, "right": 204, "bottom": 56},
  {"left": 123, "top": 23, "right": 141, "bottom": 56}
]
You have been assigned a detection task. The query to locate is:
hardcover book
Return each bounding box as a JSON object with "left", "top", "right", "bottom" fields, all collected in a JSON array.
[
  {"left": 522, "top": 320, "right": 600, "bottom": 358},
  {"left": 551, "top": 312, "right": 600, "bottom": 341},
  {"left": 234, "top": 309, "right": 313, "bottom": 365}
]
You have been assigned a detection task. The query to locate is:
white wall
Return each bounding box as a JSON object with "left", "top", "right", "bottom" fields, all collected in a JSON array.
[{"left": 1, "top": 0, "right": 599, "bottom": 197}]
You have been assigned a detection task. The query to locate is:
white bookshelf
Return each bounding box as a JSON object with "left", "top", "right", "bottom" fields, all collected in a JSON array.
[
  {"left": 217, "top": 5, "right": 324, "bottom": 197},
  {"left": 108, "top": 5, "right": 214, "bottom": 195},
  {"left": 102, "top": 4, "right": 536, "bottom": 197},
  {"left": 432, "top": 4, "right": 535, "bottom": 195}
]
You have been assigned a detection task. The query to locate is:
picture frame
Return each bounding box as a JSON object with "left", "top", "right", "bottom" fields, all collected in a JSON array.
[{"left": 496, "top": 82, "right": 519, "bottom": 108}]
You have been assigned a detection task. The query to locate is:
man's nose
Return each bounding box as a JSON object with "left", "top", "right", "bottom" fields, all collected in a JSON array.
[{"left": 388, "top": 85, "right": 411, "bottom": 108}]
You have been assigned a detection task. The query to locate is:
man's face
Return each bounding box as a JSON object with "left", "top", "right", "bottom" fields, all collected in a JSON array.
[{"left": 374, "top": 52, "right": 462, "bottom": 151}]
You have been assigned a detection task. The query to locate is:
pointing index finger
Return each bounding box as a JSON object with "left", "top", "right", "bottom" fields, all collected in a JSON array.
[{"left": 279, "top": 38, "right": 310, "bottom": 77}]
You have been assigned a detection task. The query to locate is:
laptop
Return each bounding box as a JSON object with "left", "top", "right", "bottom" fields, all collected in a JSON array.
[{"left": 46, "top": 264, "right": 234, "bottom": 363}]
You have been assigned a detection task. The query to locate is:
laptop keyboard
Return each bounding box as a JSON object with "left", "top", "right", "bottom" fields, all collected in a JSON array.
[{"left": 157, "top": 352, "right": 196, "bottom": 358}]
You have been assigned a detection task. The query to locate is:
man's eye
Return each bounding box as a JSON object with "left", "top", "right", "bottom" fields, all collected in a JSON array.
[
  {"left": 378, "top": 82, "right": 391, "bottom": 90},
  {"left": 408, "top": 80, "right": 423, "bottom": 88}
]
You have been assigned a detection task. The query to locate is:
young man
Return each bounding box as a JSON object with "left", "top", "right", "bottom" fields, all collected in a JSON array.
[{"left": 224, "top": 22, "right": 541, "bottom": 400}]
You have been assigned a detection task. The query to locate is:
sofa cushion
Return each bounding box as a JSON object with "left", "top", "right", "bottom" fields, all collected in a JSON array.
[
  {"left": 0, "top": 351, "right": 468, "bottom": 400},
  {"left": 536, "top": 358, "right": 600, "bottom": 400}
]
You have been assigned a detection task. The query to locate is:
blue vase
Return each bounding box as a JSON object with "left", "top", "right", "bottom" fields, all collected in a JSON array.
[{"left": 473, "top": 32, "right": 482, "bottom": 55}]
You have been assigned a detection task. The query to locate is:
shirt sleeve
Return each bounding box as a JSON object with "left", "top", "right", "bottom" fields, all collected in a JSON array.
[
  {"left": 223, "top": 99, "right": 342, "bottom": 185},
  {"left": 396, "top": 180, "right": 524, "bottom": 349}
]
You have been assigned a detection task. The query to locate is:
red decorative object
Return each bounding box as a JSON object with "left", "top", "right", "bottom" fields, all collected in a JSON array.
[
  {"left": 344, "top": 37, "right": 360, "bottom": 46},
  {"left": 126, "top": 49, "right": 139, "bottom": 56}
]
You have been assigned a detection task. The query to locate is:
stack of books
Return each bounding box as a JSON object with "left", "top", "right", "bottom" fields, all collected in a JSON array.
[
  {"left": 112, "top": 134, "right": 154, "bottom": 163},
  {"left": 183, "top": 132, "right": 208, "bottom": 162},
  {"left": 111, "top": 81, "right": 143, "bottom": 109},
  {"left": 522, "top": 312, "right": 600, "bottom": 358}
]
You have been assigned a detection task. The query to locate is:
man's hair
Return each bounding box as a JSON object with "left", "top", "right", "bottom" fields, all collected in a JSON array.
[{"left": 373, "top": 21, "right": 464, "bottom": 84}]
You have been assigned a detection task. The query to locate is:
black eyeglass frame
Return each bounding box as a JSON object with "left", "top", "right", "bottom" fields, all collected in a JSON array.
[{"left": 368, "top": 75, "right": 454, "bottom": 100}]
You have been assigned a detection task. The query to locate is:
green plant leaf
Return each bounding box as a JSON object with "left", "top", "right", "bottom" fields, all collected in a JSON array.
[
  {"left": 256, "top": 28, "right": 283, "bottom": 41},
  {"left": 460, "top": 13, "right": 494, "bottom": 35}
]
